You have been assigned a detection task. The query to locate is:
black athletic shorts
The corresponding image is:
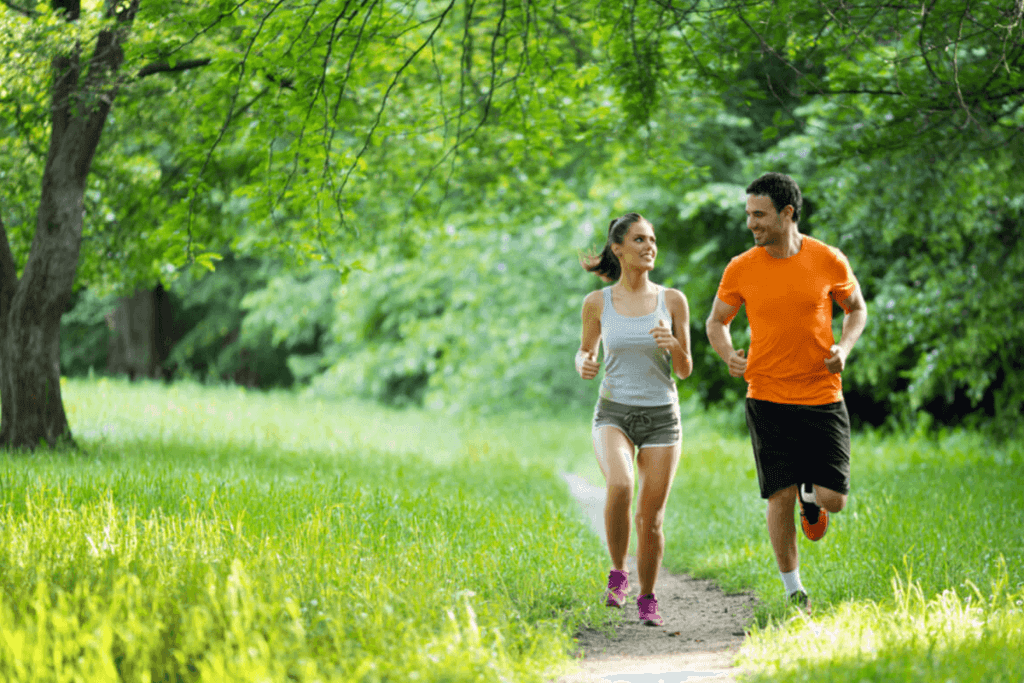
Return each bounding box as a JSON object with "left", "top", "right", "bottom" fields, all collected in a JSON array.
[{"left": 744, "top": 398, "right": 851, "bottom": 499}]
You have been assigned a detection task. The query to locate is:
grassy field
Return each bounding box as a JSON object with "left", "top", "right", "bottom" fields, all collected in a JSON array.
[
  {"left": 0, "top": 378, "right": 611, "bottom": 682},
  {"left": 650, "top": 408, "right": 1024, "bottom": 682},
  {"left": 2, "top": 379, "right": 1022, "bottom": 682}
]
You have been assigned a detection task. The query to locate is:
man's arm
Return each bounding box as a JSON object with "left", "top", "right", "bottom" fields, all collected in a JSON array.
[
  {"left": 825, "top": 285, "right": 868, "bottom": 374},
  {"left": 705, "top": 297, "right": 747, "bottom": 378}
]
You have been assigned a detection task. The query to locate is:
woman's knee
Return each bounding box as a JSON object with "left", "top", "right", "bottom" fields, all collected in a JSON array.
[
  {"left": 635, "top": 506, "right": 665, "bottom": 535},
  {"left": 607, "top": 481, "right": 633, "bottom": 502}
]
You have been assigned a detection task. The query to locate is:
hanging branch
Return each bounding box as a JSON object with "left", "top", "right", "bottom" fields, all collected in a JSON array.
[{"left": 136, "top": 58, "right": 212, "bottom": 78}]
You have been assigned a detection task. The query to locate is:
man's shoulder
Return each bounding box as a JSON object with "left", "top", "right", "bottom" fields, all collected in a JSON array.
[
  {"left": 725, "top": 246, "right": 762, "bottom": 269},
  {"left": 804, "top": 235, "right": 850, "bottom": 263}
]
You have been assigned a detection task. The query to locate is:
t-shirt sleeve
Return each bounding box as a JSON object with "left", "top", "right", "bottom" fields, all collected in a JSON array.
[
  {"left": 828, "top": 247, "right": 859, "bottom": 312},
  {"left": 715, "top": 257, "right": 744, "bottom": 324}
]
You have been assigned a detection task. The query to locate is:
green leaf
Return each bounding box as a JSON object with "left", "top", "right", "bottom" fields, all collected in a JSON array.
[{"left": 195, "top": 253, "right": 223, "bottom": 272}]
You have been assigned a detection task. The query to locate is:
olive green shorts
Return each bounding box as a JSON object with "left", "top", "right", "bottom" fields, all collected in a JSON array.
[{"left": 592, "top": 398, "right": 681, "bottom": 449}]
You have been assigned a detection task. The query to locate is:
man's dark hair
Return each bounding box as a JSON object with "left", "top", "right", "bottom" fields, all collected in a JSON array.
[{"left": 746, "top": 172, "right": 802, "bottom": 223}]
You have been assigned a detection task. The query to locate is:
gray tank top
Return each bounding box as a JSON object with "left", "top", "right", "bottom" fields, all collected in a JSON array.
[{"left": 599, "top": 286, "right": 678, "bottom": 406}]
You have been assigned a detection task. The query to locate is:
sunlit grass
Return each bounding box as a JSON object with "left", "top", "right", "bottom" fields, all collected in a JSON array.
[
  {"left": 0, "top": 378, "right": 610, "bottom": 682},
  {"left": 63, "top": 376, "right": 594, "bottom": 471},
  {"left": 8, "top": 379, "right": 1022, "bottom": 682},
  {"left": 651, "top": 410, "right": 1024, "bottom": 683},
  {"left": 740, "top": 564, "right": 1024, "bottom": 682}
]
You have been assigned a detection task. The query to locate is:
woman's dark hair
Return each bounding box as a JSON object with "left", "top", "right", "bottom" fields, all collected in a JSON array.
[
  {"left": 746, "top": 172, "right": 802, "bottom": 223},
  {"left": 581, "top": 212, "right": 648, "bottom": 282}
]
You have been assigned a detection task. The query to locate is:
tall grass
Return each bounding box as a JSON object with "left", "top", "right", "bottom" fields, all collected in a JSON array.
[
  {"left": 0, "top": 378, "right": 609, "bottom": 682},
  {"left": 6, "top": 379, "right": 1021, "bottom": 682},
  {"left": 637, "top": 410, "right": 1024, "bottom": 683}
]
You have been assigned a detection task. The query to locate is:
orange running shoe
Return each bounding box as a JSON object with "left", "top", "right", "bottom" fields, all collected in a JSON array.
[{"left": 798, "top": 483, "right": 828, "bottom": 541}]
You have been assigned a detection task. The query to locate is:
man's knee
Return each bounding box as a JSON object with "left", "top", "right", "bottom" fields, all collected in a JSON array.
[{"left": 816, "top": 487, "right": 847, "bottom": 513}]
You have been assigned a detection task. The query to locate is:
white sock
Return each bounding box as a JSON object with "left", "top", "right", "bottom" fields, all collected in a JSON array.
[
  {"left": 800, "top": 483, "right": 817, "bottom": 505},
  {"left": 781, "top": 568, "right": 804, "bottom": 597}
]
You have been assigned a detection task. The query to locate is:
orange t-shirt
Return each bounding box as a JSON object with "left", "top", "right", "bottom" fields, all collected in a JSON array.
[{"left": 716, "top": 236, "right": 859, "bottom": 405}]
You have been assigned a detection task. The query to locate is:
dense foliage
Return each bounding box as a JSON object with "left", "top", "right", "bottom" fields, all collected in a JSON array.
[{"left": 3, "top": 0, "right": 1021, "bottom": 432}]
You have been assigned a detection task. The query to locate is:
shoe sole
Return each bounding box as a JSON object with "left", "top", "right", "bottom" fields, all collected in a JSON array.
[{"left": 800, "top": 506, "right": 828, "bottom": 541}]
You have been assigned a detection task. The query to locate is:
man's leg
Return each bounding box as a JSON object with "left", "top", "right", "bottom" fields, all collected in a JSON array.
[
  {"left": 813, "top": 484, "right": 847, "bottom": 513},
  {"left": 767, "top": 484, "right": 799, "bottom": 573}
]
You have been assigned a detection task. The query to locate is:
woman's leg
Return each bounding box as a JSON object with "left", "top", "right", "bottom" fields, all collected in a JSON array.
[
  {"left": 634, "top": 443, "right": 681, "bottom": 595},
  {"left": 593, "top": 426, "right": 636, "bottom": 571}
]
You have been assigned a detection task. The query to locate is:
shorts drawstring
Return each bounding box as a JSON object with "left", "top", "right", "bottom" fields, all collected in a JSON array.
[{"left": 622, "top": 411, "right": 653, "bottom": 436}]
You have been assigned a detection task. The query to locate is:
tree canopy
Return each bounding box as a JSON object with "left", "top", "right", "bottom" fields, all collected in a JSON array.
[{"left": 2, "top": 0, "right": 1023, "bottom": 446}]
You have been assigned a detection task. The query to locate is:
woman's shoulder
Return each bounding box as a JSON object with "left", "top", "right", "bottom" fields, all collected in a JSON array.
[
  {"left": 582, "top": 288, "right": 606, "bottom": 311},
  {"left": 661, "top": 285, "right": 689, "bottom": 306}
]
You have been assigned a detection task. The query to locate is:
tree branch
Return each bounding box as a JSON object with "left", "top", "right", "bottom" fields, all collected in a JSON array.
[
  {"left": 1, "top": 0, "right": 37, "bottom": 17},
  {"left": 136, "top": 58, "right": 213, "bottom": 79}
]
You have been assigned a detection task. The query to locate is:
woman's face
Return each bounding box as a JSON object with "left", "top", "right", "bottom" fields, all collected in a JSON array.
[{"left": 613, "top": 220, "right": 657, "bottom": 272}]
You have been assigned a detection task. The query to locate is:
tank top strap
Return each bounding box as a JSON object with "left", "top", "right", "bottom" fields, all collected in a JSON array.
[
  {"left": 658, "top": 286, "right": 671, "bottom": 319},
  {"left": 603, "top": 286, "right": 613, "bottom": 309}
]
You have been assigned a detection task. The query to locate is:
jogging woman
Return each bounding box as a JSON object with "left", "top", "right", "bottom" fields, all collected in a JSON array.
[{"left": 576, "top": 212, "right": 692, "bottom": 627}]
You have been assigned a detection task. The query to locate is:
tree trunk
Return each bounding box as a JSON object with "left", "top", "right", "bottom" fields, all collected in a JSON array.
[
  {"left": 0, "top": 147, "right": 89, "bottom": 449},
  {"left": 0, "top": 2, "right": 137, "bottom": 451},
  {"left": 107, "top": 286, "right": 170, "bottom": 380}
]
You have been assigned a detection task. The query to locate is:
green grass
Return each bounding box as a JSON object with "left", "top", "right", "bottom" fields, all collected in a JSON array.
[
  {"left": 0, "top": 378, "right": 611, "bottom": 682},
  {"left": 643, "top": 411, "right": 1024, "bottom": 683},
  {"left": 5, "top": 379, "right": 1023, "bottom": 682}
]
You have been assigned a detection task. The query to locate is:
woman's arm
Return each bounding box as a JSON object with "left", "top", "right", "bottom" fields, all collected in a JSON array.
[
  {"left": 656, "top": 288, "right": 692, "bottom": 380},
  {"left": 577, "top": 291, "right": 603, "bottom": 380}
]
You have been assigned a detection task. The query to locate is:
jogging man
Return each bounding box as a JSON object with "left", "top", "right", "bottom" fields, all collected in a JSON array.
[{"left": 705, "top": 172, "right": 868, "bottom": 609}]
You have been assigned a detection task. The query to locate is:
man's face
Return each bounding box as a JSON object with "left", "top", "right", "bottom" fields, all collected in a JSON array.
[{"left": 746, "top": 194, "right": 786, "bottom": 247}]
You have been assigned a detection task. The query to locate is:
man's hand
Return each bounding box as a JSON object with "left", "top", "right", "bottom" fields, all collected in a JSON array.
[
  {"left": 576, "top": 350, "right": 600, "bottom": 380},
  {"left": 825, "top": 344, "right": 847, "bottom": 374},
  {"left": 729, "top": 348, "right": 748, "bottom": 378}
]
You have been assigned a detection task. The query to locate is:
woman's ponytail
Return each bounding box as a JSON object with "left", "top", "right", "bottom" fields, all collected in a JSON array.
[{"left": 580, "top": 213, "right": 645, "bottom": 282}]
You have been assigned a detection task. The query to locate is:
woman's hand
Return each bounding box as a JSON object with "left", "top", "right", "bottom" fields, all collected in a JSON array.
[
  {"left": 649, "top": 319, "right": 681, "bottom": 352},
  {"left": 576, "top": 350, "right": 600, "bottom": 380}
]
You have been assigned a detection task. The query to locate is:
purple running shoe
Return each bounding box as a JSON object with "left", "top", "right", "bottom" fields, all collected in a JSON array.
[
  {"left": 637, "top": 593, "right": 664, "bottom": 626},
  {"left": 605, "top": 569, "right": 629, "bottom": 608}
]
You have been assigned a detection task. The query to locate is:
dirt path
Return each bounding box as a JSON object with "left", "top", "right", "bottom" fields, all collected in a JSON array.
[{"left": 552, "top": 474, "right": 757, "bottom": 683}]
